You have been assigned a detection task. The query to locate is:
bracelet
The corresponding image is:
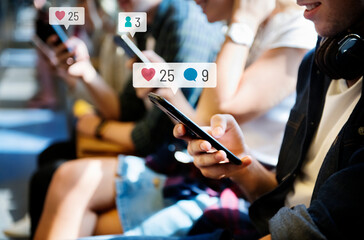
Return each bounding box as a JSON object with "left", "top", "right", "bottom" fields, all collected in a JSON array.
[{"left": 95, "top": 119, "right": 107, "bottom": 139}]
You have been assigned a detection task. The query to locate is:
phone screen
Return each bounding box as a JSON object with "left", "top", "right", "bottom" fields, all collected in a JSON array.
[
  {"left": 35, "top": 18, "right": 69, "bottom": 46},
  {"left": 35, "top": 3, "right": 69, "bottom": 48},
  {"left": 148, "top": 93, "right": 242, "bottom": 165},
  {"left": 113, "top": 34, "right": 150, "bottom": 63}
]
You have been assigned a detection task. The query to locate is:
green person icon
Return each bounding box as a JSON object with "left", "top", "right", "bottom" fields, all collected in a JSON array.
[{"left": 125, "top": 16, "right": 132, "bottom": 27}]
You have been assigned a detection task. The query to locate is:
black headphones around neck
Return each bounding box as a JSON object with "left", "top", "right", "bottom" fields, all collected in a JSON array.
[{"left": 315, "top": 18, "right": 364, "bottom": 80}]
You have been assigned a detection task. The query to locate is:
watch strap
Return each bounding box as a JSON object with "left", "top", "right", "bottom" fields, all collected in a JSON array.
[{"left": 95, "top": 119, "right": 107, "bottom": 139}]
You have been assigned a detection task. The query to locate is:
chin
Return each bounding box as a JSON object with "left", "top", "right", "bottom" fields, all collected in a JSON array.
[
  {"left": 315, "top": 24, "right": 345, "bottom": 38},
  {"left": 206, "top": 13, "right": 224, "bottom": 23},
  {"left": 206, "top": 15, "right": 217, "bottom": 23},
  {"left": 314, "top": 17, "right": 359, "bottom": 38}
]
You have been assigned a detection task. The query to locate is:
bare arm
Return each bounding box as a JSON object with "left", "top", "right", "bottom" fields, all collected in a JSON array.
[
  {"left": 197, "top": 44, "right": 308, "bottom": 124},
  {"left": 195, "top": 0, "right": 277, "bottom": 124},
  {"left": 50, "top": 36, "right": 120, "bottom": 120},
  {"left": 77, "top": 114, "right": 135, "bottom": 154},
  {"left": 195, "top": 39, "right": 250, "bottom": 124},
  {"left": 195, "top": 0, "right": 309, "bottom": 124},
  {"left": 98, "top": 120, "right": 135, "bottom": 153},
  {"left": 76, "top": 62, "right": 121, "bottom": 120}
]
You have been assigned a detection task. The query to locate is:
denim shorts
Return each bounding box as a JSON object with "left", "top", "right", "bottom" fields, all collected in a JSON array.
[{"left": 115, "top": 155, "right": 218, "bottom": 237}]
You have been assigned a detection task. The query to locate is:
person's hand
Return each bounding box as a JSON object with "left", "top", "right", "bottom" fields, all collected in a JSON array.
[
  {"left": 126, "top": 50, "right": 166, "bottom": 69},
  {"left": 47, "top": 35, "right": 95, "bottom": 84},
  {"left": 76, "top": 113, "right": 102, "bottom": 137},
  {"left": 142, "top": 50, "right": 166, "bottom": 62},
  {"left": 135, "top": 87, "right": 156, "bottom": 99},
  {"left": 232, "top": 0, "right": 276, "bottom": 31},
  {"left": 173, "top": 114, "right": 252, "bottom": 179},
  {"left": 155, "top": 88, "right": 178, "bottom": 101},
  {"left": 136, "top": 87, "right": 177, "bottom": 101}
]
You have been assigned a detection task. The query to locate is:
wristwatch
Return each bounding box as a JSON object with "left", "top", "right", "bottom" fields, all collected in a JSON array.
[
  {"left": 95, "top": 119, "right": 107, "bottom": 139},
  {"left": 226, "top": 23, "right": 255, "bottom": 47}
]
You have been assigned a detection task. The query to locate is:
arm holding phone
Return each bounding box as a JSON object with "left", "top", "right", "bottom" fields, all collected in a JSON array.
[
  {"left": 46, "top": 35, "right": 137, "bottom": 152},
  {"left": 113, "top": 35, "right": 198, "bottom": 120},
  {"left": 149, "top": 93, "right": 277, "bottom": 200},
  {"left": 48, "top": 35, "right": 120, "bottom": 120},
  {"left": 173, "top": 114, "right": 278, "bottom": 202}
]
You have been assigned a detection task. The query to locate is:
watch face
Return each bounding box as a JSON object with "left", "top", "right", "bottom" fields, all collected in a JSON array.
[{"left": 228, "top": 23, "right": 254, "bottom": 46}]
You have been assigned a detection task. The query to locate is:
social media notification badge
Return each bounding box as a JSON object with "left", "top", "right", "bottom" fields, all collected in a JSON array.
[
  {"left": 118, "top": 12, "right": 147, "bottom": 37},
  {"left": 184, "top": 68, "right": 198, "bottom": 82},
  {"left": 133, "top": 63, "right": 217, "bottom": 94},
  {"left": 49, "top": 7, "right": 85, "bottom": 29}
]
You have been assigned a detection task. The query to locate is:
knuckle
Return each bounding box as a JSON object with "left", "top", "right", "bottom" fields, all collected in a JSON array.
[
  {"left": 201, "top": 169, "right": 218, "bottom": 179},
  {"left": 187, "top": 143, "right": 195, "bottom": 156},
  {"left": 193, "top": 156, "right": 204, "bottom": 168}
]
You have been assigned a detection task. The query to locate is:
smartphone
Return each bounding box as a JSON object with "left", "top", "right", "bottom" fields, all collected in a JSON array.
[
  {"left": 35, "top": 2, "right": 70, "bottom": 49},
  {"left": 148, "top": 93, "right": 242, "bottom": 165},
  {"left": 35, "top": 19, "right": 69, "bottom": 46},
  {"left": 113, "top": 34, "right": 151, "bottom": 63}
]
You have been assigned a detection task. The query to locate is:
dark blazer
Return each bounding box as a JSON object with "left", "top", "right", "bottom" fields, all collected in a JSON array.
[{"left": 249, "top": 47, "right": 364, "bottom": 239}]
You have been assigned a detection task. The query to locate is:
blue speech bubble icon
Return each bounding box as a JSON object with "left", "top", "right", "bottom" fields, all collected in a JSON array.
[{"left": 184, "top": 68, "right": 197, "bottom": 81}]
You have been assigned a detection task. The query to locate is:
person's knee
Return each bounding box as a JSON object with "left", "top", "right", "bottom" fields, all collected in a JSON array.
[
  {"left": 51, "top": 158, "right": 115, "bottom": 194},
  {"left": 50, "top": 160, "right": 88, "bottom": 193}
]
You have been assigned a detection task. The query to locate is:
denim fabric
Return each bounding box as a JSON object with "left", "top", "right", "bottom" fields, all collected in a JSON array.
[
  {"left": 115, "top": 155, "right": 218, "bottom": 237},
  {"left": 115, "top": 155, "right": 167, "bottom": 233},
  {"left": 78, "top": 229, "right": 231, "bottom": 240}
]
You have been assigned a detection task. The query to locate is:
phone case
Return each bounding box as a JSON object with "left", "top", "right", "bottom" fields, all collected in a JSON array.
[{"left": 148, "top": 92, "right": 242, "bottom": 165}]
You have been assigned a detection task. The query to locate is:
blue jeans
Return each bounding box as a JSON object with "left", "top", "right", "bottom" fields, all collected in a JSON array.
[
  {"left": 78, "top": 229, "right": 231, "bottom": 240},
  {"left": 115, "top": 155, "right": 218, "bottom": 236}
]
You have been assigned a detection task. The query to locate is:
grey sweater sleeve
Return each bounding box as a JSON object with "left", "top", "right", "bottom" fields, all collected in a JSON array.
[{"left": 269, "top": 204, "right": 327, "bottom": 240}]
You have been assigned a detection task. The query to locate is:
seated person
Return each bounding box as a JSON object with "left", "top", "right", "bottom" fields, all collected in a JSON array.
[
  {"left": 141, "top": 0, "right": 317, "bottom": 166},
  {"left": 174, "top": 0, "right": 364, "bottom": 238},
  {"left": 34, "top": 1, "right": 317, "bottom": 240},
  {"left": 32, "top": 0, "right": 224, "bottom": 239},
  {"left": 113, "top": 0, "right": 316, "bottom": 238},
  {"left": 28, "top": 0, "right": 108, "bottom": 109}
]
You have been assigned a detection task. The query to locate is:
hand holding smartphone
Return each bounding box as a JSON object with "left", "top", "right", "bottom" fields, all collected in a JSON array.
[
  {"left": 33, "top": 21, "right": 71, "bottom": 63},
  {"left": 148, "top": 93, "right": 242, "bottom": 165},
  {"left": 36, "top": 20, "right": 69, "bottom": 45},
  {"left": 33, "top": 4, "right": 72, "bottom": 59},
  {"left": 35, "top": 2, "right": 70, "bottom": 47}
]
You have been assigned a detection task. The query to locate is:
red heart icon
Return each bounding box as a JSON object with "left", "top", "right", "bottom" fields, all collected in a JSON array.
[
  {"left": 55, "top": 11, "right": 65, "bottom": 21},
  {"left": 141, "top": 68, "right": 155, "bottom": 81}
]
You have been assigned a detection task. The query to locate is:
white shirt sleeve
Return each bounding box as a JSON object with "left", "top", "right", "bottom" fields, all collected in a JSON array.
[{"left": 264, "top": 9, "right": 317, "bottom": 50}]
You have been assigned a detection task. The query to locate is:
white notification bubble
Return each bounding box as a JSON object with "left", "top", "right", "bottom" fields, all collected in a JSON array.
[
  {"left": 118, "top": 12, "right": 147, "bottom": 38},
  {"left": 133, "top": 63, "right": 217, "bottom": 94},
  {"left": 49, "top": 7, "right": 85, "bottom": 30}
]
